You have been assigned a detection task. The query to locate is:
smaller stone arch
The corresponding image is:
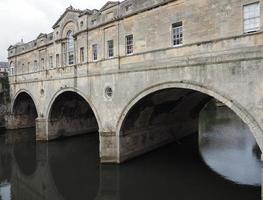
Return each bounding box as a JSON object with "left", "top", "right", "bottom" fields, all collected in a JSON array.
[
  {"left": 46, "top": 88, "right": 102, "bottom": 139},
  {"left": 116, "top": 81, "right": 263, "bottom": 151},
  {"left": 8, "top": 89, "right": 39, "bottom": 130},
  {"left": 11, "top": 89, "right": 39, "bottom": 116}
]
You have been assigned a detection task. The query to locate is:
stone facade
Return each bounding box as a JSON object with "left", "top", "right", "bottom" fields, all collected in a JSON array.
[{"left": 6, "top": 0, "right": 263, "bottom": 172}]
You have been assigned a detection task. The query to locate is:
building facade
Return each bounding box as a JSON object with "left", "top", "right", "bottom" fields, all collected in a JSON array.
[{"left": 0, "top": 62, "right": 9, "bottom": 74}]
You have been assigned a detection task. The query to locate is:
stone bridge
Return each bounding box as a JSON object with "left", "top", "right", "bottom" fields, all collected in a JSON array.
[
  {"left": 6, "top": 0, "right": 263, "bottom": 186},
  {"left": 7, "top": 39, "right": 263, "bottom": 164}
]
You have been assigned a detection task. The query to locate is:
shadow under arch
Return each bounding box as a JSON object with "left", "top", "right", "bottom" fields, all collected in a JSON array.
[
  {"left": 11, "top": 90, "right": 38, "bottom": 129},
  {"left": 46, "top": 88, "right": 102, "bottom": 132},
  {"left": 47, "top": 88, "right": 100, "bottom": 139},
  {"left": 11, "top": 89, "right": 39, "bottom": 117},
  {"left": 116, "top": 81, "right": 263, "bottom": 152}
]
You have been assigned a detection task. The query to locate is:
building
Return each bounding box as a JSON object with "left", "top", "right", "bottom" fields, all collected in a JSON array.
[{"left": 0, "top": 62, "right": 8, "bottom": 74}]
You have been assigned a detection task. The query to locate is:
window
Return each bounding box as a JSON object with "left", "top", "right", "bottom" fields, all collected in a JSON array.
[
  {"left": 91, "top": 19, "right": 97, "bottom": 25},
  {"left": 80, "top": 47, "right": 84, "bottom": 63},
  {"left": 125, "top": 4, "right": 132, "bottom": 12},
  {"left": 34, "top": 60, "right": 38, "bottom": 71},
  {"left": 22, "top": 64, "right": 24, "bottom": 73},
  {"left": 172, "top": 22, "right": 183, "bottom": 46},
  {"left": 27, "top": 62, "right": 30, "bottom": 72},
  {"left": 80, "top": 21, "right": 84, "bottom": 27},
  {"left": 106, "top": 12, "right": 114, "bottom": 20},
  {"left": 62, "top": 43, "right": 67, "bottom": 66},
  {"left": 244, "top": 2, "right": 260, "bottom": 33},
  {"left": 126, "top": 35, "right": 133, "bottom": 55},
  {"left": 108, "top": 40, "right": 114, "bottom": 58},
  {"left": 49, "top": 56, "right": 53, "bottom": 68},
  {"left": 41, "top": 58, "right": 45, "bottom": 69},
  {"left": 67, "top": 31, "right": 75, "bottom": 65},
  {"left": 56, "top": 54, "right": 60, "bottom": 67},
  {"left": 92, "top": 44, "right": 98, "bottom": 61},
  {"left": 10, "top": 62, "right": 14, "bottom": 75}
]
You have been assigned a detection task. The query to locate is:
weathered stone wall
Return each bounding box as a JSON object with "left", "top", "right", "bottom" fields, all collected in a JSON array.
[{"left": 0, "top": 74, "right": 9, "bottom": 128}]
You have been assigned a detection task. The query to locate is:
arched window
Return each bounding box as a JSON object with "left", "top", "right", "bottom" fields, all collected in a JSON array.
[
  {"left": 10, "top": 62, "right": 14, "bottom": 75},
  {"left": 67, "top": 31, "right": 75, "bottom": 65}
]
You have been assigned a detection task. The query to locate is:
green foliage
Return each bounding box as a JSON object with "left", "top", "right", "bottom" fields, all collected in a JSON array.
[{"left": 0, "top": 73, "right": 10, "bottom": 104}]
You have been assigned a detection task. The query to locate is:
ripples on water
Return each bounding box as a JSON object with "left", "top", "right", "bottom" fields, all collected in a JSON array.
[{"left": 0, "top": 129, "right": 260, "bottom": 200}]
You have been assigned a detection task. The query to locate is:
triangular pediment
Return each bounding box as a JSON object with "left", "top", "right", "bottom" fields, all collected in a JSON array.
[
  {"left": 37, "top": 33, "right": 47, "bottom": 39},
  {"left": 52, "top": 6, "right": 82, "bottom": 29},
  {"left": 100, "top": 1, "right": 119, "bottom": 12}
]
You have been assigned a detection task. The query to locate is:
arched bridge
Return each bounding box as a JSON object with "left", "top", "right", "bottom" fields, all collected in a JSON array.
[{"left": 7, "top": 46, "right": 263, "bottom": 164}]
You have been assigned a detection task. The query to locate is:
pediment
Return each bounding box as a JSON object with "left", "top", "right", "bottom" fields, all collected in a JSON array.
[
  {"left": 37, "top": 33, "right": 47, "bottom": 39},
  {"left": 52, "top": 6, "right": 82, "bottom": 29},
  {"left": 8, "top": 45, "right": 15, "bottom": 50},
  {"left": 100, "top": 1, "right": 119, "bottom": 12}
]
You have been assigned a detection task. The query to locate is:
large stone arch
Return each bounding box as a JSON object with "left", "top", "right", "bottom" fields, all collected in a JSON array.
[
  {"left": 116, "top": 81, "right": 263, "bottom": 153},
  {"left": 46, "top": 87, "right": 102, "bottom": 140}
]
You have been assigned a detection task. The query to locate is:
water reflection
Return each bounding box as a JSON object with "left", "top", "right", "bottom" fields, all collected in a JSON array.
[
  {"left": 0, "top": 129, "right": 260, "bottom": 200},
  {"left": 199, "top": 101, "right": 261, "bottom": 186}
]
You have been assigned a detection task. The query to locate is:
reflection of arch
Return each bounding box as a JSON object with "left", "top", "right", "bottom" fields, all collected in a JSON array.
[
  {"left": 116, "top": 81, "right": 263, "bottom": 150},
  {"left": 14, "top": 140, "right": 37, "bottom": 177},
  {"left": 12, "top": 89, "right": 39, "bottom": 117},
  {"left": 48, "top": 134, "right": 100, "bottom": 200},
  {"left": 46, "top": 88, "right": 102, "bottom": 131}
]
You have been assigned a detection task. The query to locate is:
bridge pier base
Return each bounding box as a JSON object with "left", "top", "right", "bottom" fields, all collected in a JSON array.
[
  {"left": 6, "top": 114, "right": 35, "bottom": 130},
  {"left": 36, "top": 118, "right": 48, "bottom": 141},
  {"left": 100, "top": 132, "right": 119, "bottom": 164}
]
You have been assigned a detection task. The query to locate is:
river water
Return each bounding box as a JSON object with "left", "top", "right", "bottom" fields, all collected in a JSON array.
[{"left": 0, "top": 128, "right": 260, "bottom": 200}]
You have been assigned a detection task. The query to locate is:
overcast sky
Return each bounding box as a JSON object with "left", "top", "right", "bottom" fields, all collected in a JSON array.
[{"left": 0, "top": 0, "right": 109, "bottom": 61}]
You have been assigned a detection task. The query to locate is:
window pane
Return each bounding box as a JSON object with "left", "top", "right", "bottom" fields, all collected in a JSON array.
[{"left": 243, "top": 3, "right": 260, "bottom": 33}]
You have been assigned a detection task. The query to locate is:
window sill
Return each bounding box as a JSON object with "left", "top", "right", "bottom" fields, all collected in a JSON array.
[{"left": 173, "top": 44, "right": 183, "bottom": 48}]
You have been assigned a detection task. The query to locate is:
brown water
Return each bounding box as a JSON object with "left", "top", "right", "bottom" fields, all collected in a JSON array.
[{"left": 0, "top": 129, "right": 260, "bottom": 200}]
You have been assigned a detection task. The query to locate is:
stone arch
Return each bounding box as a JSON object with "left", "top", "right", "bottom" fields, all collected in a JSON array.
[
  {"left": 46, "top": 88, "right": 102, "bottom": 139},
  {"left": 9, "top": 90, "right": 39, "bottom": 129},
  {"left": 61, "top": 21, "right": 78, "bottom": 38},
  {"left": 11, "top": 89, "right": 39, "bottom": 116},
  {"left": 116, "top": 81, "right": 263, "bottom": 151}
]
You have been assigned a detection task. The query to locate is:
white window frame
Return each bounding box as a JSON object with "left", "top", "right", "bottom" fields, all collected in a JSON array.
[
  {"left": 108, "top": 40, "right": 114, "bottom": 58},
  {"left": 243, "top": 2, "right": 261, "bottom": 33},
  {"left": 49, "top": 56, "right": 53, "bottom": 68},
  {"left": 126, "top": 34, "right": 133, "bottom": 55},
  {"left": 67, "top": 31, "right": 75, "bottom": 65},
  {"left": 172, "top": 22, "right": 183, "bottom": 47}
]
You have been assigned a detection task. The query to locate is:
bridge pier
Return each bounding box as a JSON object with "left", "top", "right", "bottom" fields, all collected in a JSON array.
[
  {"left": 100, "top": 132, "right": 119, "bottom": 163},
  {"left": 36, "top": 118, "right": 48, "bottom": 141}
]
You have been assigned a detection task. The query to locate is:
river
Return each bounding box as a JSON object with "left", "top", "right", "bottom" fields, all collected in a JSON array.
[{"left": 0, "top": 128, "right": 260, "bottom": 200}]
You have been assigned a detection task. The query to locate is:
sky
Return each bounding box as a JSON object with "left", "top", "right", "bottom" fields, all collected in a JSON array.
[{"left": 0, "top": 0, "right": 109, "bottom": 61}]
